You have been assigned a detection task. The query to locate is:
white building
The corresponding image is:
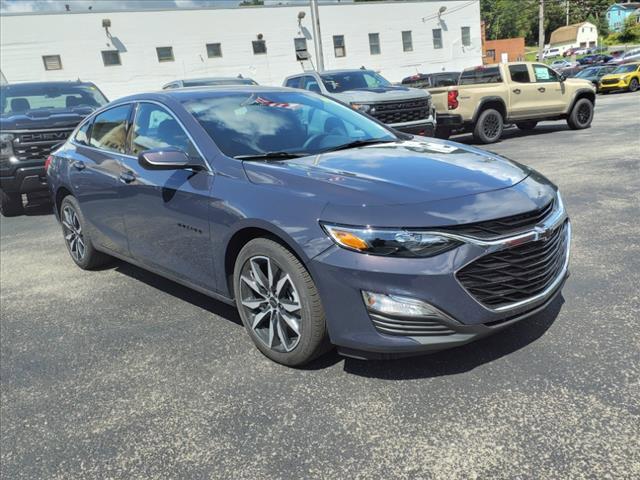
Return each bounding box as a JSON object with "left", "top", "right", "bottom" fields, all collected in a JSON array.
[
  {"left": 0, "top": 1, "right": 482, "bottom": 100},
  {"left": 549, "top": 22, "right": 598, "bottom": 54}
]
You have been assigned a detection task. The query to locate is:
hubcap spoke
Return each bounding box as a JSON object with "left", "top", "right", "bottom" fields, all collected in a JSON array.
[
  {"left": 240, "top": 275, "right": 268, "bottom": 298},
  {"left": 251, "top": 309, "right": 270, "bottom": 330},
  {"left": 275, "top": 315, "right": 291, "bottom": 351},
  {"left": 279, "top": 299, "right": 300, "bottom": 313},
  {"left": 250, "top": 258, "right": 270, "bottom": 291},
  {"left": 242, "top": 297, "right": 268, "bottom": 310},
  {"left": 279, "top": 310, "right": 300, "bottom": 335}
]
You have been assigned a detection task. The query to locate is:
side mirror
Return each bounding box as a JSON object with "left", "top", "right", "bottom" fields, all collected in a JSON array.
[
  {"left": 559, "top": 73, "right": 567, "bottom": 82},
  {"left": 138, "top": 148, "right": 198, "bottom": 170}
]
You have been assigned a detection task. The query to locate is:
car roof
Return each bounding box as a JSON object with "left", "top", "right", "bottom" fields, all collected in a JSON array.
[{"left": 1, "top": 80, "right": 97, "bottom": 89}]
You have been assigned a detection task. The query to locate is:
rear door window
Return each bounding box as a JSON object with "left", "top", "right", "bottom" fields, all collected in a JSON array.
[
  {"left": 508, "top": 64, "right": 531, "bottom": 83},
  {"left": 285, "top": 77, "right": 302, "bottom": 88},
  {"left": 459, "top": 66, "right": 502, "bottom": 85},
  {"left": 89, "top": 104, "right": 132, "bottom": 154}
]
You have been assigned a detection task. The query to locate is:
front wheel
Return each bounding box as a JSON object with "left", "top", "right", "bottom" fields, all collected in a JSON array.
[
  {"left": 629, "top": 78, "right": 639, "bottom": 92},
  {"left": 516, "top": 121, "right": 538, "bottom": 131},
  {"left": 567, "top": 98, "right": 594, "bottom": 130},
  {"left": 472, "top": 108, "right": 504, "bottom": 144},
  {"left": 0, "top": 190, "right": 23, "bottom": 217},
  {"left": 234, "top": 238, "right": 329, "bottom": 366}
]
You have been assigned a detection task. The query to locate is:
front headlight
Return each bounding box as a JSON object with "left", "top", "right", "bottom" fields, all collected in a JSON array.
[
  {"left": 621, "top": 75, "right": 630, "bottom": 82},
  {"left": 0, "top": 133, "right": 15, "bottom": 158},
  {"left": 350, "top": 103, "right": 375, "bottom": 115},
  {"left": 321, "top": 223, "right": 461, "bottom": 257}
]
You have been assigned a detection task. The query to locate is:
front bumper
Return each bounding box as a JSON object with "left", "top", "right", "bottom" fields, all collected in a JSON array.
[
  {"left": 310, "top": 207, "right": 570, "bottom": 358},
  {"left": 0, "top": 165, "right": 48, "bottom": 194},
  {"left": 599, "top": 78, "right": 630, "bottom": 91},
  {"left": 389, "top": 111, "right": 436, "bottom": 137}
]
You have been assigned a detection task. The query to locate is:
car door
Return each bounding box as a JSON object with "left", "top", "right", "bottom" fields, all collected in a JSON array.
[
  {"left": 68, "top": 103, "right": 133, "bottom": 255},
  {"left": 119, "top": 101, "right": 216, "bottom": 289},
  {"left": 507, "top": 64, "right": 544, "bottom": 118},
  {"left": 531, "top": 64, "right": 569, "bottom": 115}
]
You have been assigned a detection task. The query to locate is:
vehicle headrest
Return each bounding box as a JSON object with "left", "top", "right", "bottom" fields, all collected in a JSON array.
[
  {"left": 66, "top": 96, "right": 82, "bottom": 107},
  {"left": 11, "top": 98, "right": 30, "bottom": 113}
]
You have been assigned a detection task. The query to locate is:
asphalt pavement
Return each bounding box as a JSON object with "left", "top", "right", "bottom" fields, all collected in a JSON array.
[{"left": 1, "top": 91, "right": 639, "bottom": 479}]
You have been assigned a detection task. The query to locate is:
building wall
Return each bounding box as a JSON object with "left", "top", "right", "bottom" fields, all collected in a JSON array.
[
  {"left": 483, "top": 38, "right": 525, "bottom": 64},
  {"left": 607, "top": 5, "right": 633, "bottom": 32},
  {"left": 0, "top": 1, "right": 482, "bottom": 100}
]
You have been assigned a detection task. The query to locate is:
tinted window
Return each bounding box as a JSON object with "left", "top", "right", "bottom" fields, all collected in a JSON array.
[
  {"left": 459, "top": 66, "right": 502, "bottom": 85},
  {"left": 0, "top": 84, "right": 108, "bottom": 115},
  {"left": 320, "top": 71, "right": 391, "bottom": 93},
  {"left": 432, "top": 73, "right": 459, "bottom": 87},
  {"left": 182, "top": 91, "right": 394, "bottom": 158},
  {"left": 89, "top": 104, "right": 132, "bottom": 154},
  {"left": 131, "top": 103, "right": 200, "bottom": 160},
  {"left": 509, "top": 64, "right": 531, "bottom": 83},
  {"left": 285, "top": 77, "right": 302, "bottom": 88},
  {"left": 301, "top": 76, "right": 321, "bottom": 93},
  {"left": 533, "top": 64, "right": 559, "bottom": 82},
  {"left": 75, "top": 120, "right": 91, "bottom": 146}
]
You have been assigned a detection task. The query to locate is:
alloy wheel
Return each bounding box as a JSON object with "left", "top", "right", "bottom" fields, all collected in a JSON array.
[
  {"left": 62, "top": 205, "right": 86, "bottom": 262},
  {"left": 483, "top": 113, "right": 501, "bottom": 139},
  {"left": 239, "top": 255, "right": 302, "bottom": 353},
  {"left": 577, "top": 103, "right": 591, "bottom": 125}
]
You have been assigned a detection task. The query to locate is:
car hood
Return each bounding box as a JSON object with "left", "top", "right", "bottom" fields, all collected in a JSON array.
[
  {"left": 0, "top": 107, "right": 95, "bottom": 130},
  {"left": 329, "top": 86, "right": 430, "bottom": 104},
  {"left": 243, "top": 139, "right": 537, "bottom": 225}
]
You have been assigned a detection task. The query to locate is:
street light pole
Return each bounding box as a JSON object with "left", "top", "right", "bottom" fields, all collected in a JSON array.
[
  {"left": 538, "top": 0, "right": 545, "bottom": 63},
  {"left": 310, "top": 0, "right": 325, "bottom": 72}
]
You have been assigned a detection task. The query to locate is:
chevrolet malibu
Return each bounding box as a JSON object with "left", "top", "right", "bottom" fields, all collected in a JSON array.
[{"left": 47, "top": 87, "right": 570, "bottom": 366}]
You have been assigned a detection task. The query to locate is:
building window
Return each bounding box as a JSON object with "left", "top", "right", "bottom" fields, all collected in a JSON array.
[
  {"left": 206, "top": 43, "right": 222, "bottom": 58},
  {"left": 42, "top": 55, "right": 62, "bottom": 71},
  {"left": 333, "top": 35, "right": 346, "bottom": 58},
  {"left": 101, "top": 50, "right": 121, "bottom": 67},
  {"left": 294, "top": 37, "right": 309, "bottom": 61},
  {"left": 486, "top": 49, "right": 496, "bottom": 60},
  {"left": 402, "top": 31, "right": 413, "bottom": 52},
  {"left": 369, "top": 33, "right": 381, "bottom": 55},
  {"left": 461, "top": 27, "right": 471, "bottom": 47},
  {"left": 252, "top": 40, "right": 267, "bottom": 55},
  {"left": 156, "top": 47, "right": 174, "bottom": 62},
  {"left": 433, "top": 29, "right": 443, "bottom": 49}
]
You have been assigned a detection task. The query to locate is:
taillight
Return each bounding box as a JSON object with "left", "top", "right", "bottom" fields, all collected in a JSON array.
[
  {"left": 447, "top": 90, "right": 459, "bottom": 110},
  {"left": 44, "top": 155, "right": 53, "bottom": 172}
]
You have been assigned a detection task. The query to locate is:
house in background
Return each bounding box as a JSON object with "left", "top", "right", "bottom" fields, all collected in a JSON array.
[
  {"left": 549, "top": 22, "right": 598, "bottom": 55},
  {"left": 606, "top": 2, "right": 640, "bottom": 32},
  {"left": 480, "top": 21, "right": 525, "bottom": 64}
]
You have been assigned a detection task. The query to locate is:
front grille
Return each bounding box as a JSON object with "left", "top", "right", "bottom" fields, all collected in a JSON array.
[
  {"left": 456, "top": 221, "right": 569, "bottom": 309},
  {"left": 12, "top": 130, "right": 73, "bottom": 162},
  {"left": 600, "top": 78, "right": 618, "bottom": 85},
  {"left": 371, "top": 98, "right": 430, "bottom": 125},
  {"left": 442, "top": 200, "right": 554, "bottom": 239},
  {"left": 370, "top": 312, "right": 456, "bottom": 337}
]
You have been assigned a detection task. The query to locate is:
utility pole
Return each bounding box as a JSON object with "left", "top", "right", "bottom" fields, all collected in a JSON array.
[
  {"left": 566, "top": 0, "right": 569, "bottom": 26},
  {"left": 310, "top": 0, "right": 325, "bottom": 72},
  {"left": 538, "top": 0, "right": 545, "bottom": 62}
]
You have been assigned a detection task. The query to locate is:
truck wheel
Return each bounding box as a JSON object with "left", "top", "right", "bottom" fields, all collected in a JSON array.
[
  {"left": 516, "top": 121, "right": 538, "bottom": 130},
  {"left": 567, "top": 98, "right": 594, "bottom": 130},
  {"left": 60, "top": 196, "right": 112, "bottom": 270},
  {"left": 629, "top": 78, "right": 639, "bottom": 92},
  {"left": 234, "top": 238, "right": 330, "bottom": 366},
  {"left": 0, "top": 190, "right": 24, "bottom": 217},
  {"left": 473, "top": 109, "right": 503, "bottom": 144},
  {"left": 434, "top": 126, "right": 451, "bottom": 140}
]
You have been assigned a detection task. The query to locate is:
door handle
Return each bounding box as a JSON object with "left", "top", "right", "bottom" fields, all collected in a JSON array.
[
  {"left": 512, "top": 88, "right": 521, "bottom": 94},
  {"left": 538, "top": 87, "right": 546, "bottom": 92},
  {"left": 72, "top": 160, "right": 85, "bottom": 171},
  {"left": 119, "top": 171, "right": 136, "bottom": 184}
]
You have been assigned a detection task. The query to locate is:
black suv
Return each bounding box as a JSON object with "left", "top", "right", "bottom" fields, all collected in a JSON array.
[{"left": 1, "top": 81, "right": 108, "bottom": 216}]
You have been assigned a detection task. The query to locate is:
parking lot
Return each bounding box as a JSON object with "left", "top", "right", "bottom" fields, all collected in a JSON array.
[{"left": 1, "top": 91, "right": 639, "bottom": 479}]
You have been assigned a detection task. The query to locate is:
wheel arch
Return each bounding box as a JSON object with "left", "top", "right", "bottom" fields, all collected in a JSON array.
[
  {"left": 54, "top": 185, "right": 74, "bottom": 219},
  {"left": 567, "top": 88, "right": 596, "bottom": 114},
  {"left": 472, "top": 96, "right": 507, "bottom": 124}
]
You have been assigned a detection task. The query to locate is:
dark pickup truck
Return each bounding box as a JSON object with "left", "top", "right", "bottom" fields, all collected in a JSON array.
[{"left": 1, "top": 81, "right": 108, "bottom": 216}]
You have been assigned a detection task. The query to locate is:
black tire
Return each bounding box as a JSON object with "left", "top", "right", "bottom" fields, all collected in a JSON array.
[
  {"left": 629, "top": 78, "right": 639, "bottom": 92},
  {"left": 0, "top": 190, "right": 23, "bottom": 217},
  {"left": 516, "top": 121, "right": 538, "bottom": 131},
  {"left": 59, "top": 196, "right": 112, "bottom": 270},
  {"left": 434, "top": 126, "right": 451, "bottom": 140},
  {"left": 233, "top": 238, "right": 329, "bottom": 366},
  {"left": 472, "top": 108, "right": 504, "bottom": 144},
  {"left": 567, "top": 98, "right": 594, "bottom": 130}
]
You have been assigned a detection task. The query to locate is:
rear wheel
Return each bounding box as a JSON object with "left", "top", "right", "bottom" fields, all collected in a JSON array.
[
  {"left": 472, "top": 108, "right": 504, "bottom": 144},
  {"left": 516, "top": 121, "right": 538, "bottom": 131},
  {"left": 0, "top": 190, "right": 23, "bottom": 217},
  {"left": 234, "top": 238, "right": 329, "bottom": 366},
  {"left": 60, "top": 196, "right": 112, "bottom": 270},
  {"left": 567, "top": 98, "right": 594, "bottom": 130},
  {"left": 629, "top": 78, "right": 639, "bottom": 92}
]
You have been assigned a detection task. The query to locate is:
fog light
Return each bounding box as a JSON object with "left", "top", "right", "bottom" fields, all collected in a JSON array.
[{"left": 362, "top": 291, "right": 447, "bottom": 318}]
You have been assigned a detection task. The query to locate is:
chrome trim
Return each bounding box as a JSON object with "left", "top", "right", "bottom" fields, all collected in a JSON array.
[{"left": 2, "top": 127, "right": 76, "bottom": 134}]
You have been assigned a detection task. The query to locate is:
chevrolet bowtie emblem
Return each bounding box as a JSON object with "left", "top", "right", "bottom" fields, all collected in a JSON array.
[{"left": 535, "top": 225, "right": 554, "bottom": 242}]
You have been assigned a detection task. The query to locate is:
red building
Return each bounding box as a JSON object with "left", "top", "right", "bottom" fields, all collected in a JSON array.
[{"left": 481, "top": 21, "right": 526, "bottom": 64}]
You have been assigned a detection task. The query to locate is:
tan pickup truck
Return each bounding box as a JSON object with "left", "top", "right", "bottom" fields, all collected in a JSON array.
[{"left": 430, "top": 62, "right": 596, "bottom": 144}]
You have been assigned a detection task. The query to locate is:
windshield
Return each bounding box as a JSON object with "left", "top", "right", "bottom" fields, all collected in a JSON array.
[
  {"left": 320, "top": 71, "right": 391, "bottom": 93},
  {"left": 613, "top": 64, "right": 638, "bottom": 74},
  {"left": 576, "top": 67, "right": 599, "bottom": 77},
  {"left": 182, "top": 91, "right": 396, "bottom": 158},
  {"left": 0, "top": 83, "right": 108, "bottom": 116},
  {"left": 184, "top": 78, "right": 257, "bottom": 87}
]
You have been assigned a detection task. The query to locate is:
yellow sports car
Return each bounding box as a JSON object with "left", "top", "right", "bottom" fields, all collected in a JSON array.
[{"left": 599, "top": 62, "right": 640, "bottom": 93}]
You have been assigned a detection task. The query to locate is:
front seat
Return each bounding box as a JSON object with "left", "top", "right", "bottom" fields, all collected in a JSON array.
[{"left": 10, "top": 98, "right": 30, "bottom": 113}]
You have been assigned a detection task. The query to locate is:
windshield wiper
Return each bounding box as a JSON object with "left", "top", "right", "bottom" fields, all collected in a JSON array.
[
  {"left": 234, "top": 151, "right": 310, "bottom": 160},
  {"left": 320, "top": 138, "right": 396, "bottom": 153}
]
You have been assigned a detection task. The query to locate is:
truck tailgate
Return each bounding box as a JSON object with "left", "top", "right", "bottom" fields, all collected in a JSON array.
[{"left": 427, "top": 86, "right": 450, "bottom": 113}]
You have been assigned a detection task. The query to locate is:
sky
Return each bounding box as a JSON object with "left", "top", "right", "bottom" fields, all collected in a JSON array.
[{"left": 0, "top": 0, "right": 352, "bottom": 14}]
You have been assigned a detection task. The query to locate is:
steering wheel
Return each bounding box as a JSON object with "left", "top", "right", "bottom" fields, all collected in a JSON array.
[{"left": 302, "top": 133, "right": 331, "bottom": 150}]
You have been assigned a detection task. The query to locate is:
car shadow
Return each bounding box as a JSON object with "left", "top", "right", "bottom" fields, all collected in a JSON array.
[
  {"left": 22, "top": 199, "right": 53, "bottom": 216},
  {"left": 340, "top": 294, "right": 564, "bottom": 379},
  {"left": 453, "top": 124, "right": 571, "bottom": 145}
]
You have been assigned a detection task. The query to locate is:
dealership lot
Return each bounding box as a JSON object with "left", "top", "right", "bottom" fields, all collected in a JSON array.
[{"left": 1, "top": 92, "right": 639, "bottom": 478}]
